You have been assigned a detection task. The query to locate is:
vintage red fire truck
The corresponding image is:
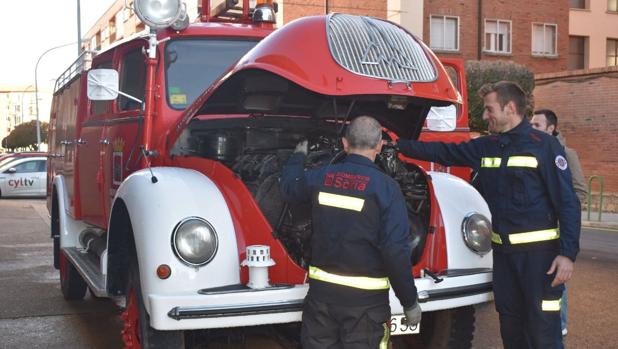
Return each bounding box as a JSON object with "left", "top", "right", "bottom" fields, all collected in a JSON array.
[{"left": 47, "top": 1, "right": 493, "bottom": 348}]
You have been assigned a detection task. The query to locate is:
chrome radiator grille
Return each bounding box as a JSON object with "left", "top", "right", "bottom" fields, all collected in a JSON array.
[{"left": 327, "top": 14, "right": 437, "bottom": 82}]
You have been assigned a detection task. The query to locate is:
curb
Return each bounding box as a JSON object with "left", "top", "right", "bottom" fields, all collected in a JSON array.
[{"left": 581, "top": 220, "right": 618, "bottom": 231}]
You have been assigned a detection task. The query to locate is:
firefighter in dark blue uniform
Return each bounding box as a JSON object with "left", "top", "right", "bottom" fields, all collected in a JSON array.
[
  {"left": 397, "top": 81, "right": 580, "bottom": 349},
  {"left": 280, "top": 116, "right": 421, "bottom": 349}
]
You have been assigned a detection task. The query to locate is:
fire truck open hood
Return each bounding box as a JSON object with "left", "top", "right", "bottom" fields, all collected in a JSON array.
[{"left": 170, "top": 14, "right": 462, "bottom": 144}]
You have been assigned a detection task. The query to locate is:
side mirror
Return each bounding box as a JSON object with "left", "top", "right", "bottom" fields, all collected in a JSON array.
[
  {"left": 87, "top": 69, "right": 119, "bottom": 101},
  {"left": 426, "top": 105, "right": 457, "bottom": 132},
  {"left": 6, "top": 168, "right": 16, "bottom": 174}
]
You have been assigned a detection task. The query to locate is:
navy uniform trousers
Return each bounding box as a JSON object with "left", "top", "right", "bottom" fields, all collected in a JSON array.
[{"left": 493, "top": 249, "right": 564, "bottom": 349}]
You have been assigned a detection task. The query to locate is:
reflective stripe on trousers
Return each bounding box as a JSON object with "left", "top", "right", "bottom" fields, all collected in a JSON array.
[
  {"left": 542, "top": 298, "right": 562, "bottom": 312},
  {"left": 492, "top": 228, "right": 559, "bottom": 245},
  {"left": 309, "top": 266, "right": 390, "bottom": 290},
  {"left": 379, "top": 323, "right": 390, "bottom": 349}
]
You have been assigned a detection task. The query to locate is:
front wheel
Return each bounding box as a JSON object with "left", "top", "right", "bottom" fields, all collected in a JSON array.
[
  {"left": 121, "top": 258, "right": 185, "bottom": 349},
  {"left": 392, "top": 305, "right": 475, "bottom": 349},
  {"left": 59, "top": 251, "right": 87, "bottom": 300}
]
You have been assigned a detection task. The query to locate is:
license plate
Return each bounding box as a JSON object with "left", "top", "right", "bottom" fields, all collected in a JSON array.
[{"left": 389, "top": 314, "right": 420, "bottom": 336}]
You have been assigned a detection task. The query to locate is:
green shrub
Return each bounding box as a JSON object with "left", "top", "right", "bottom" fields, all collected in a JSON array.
[
  {"left": 465, "top": 60, "right": 535, "bottom": 133},
  {"left": 1, "top": 121, "right": 48, "bottom": 151}
]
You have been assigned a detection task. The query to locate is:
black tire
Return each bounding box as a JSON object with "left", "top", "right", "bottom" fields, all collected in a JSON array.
[
  {"left": 123, "top": 257, "right": 185, "bottom": 349},
  {"left": 392, "top": 305, "right": 475, "bottom": 349},
  {"left": 59, "top": 251, "right": 87, "bottom": 300},
  {"left": 52, "top": 197, "right": 60, "bottom": 269},
  {"left": 53, "top": 236, "right": 60, "bottom": 269}
]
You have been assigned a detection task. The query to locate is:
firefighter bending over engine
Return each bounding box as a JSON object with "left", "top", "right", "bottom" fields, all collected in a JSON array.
[{"left": 280, "top": 116, "right": 421, "bottom": 348}]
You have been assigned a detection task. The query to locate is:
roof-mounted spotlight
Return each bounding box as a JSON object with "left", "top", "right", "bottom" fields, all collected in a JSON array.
[
  {"left": 252, "top": 1, "right": 276, "bottom": 23},
  {"left": 134, "top": 0, "right": 183, "bottom": 29},
  {"left": 170, "top": 4, "right": 189, "bottom": 31}
]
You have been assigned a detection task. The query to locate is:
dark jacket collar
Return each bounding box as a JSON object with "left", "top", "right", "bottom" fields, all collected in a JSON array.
[
  {"left": 498, "top": 117, "right": 531, "bottom": 146},
  {"left": 504, "top": 117, "right": 531, "bottom": 136}
]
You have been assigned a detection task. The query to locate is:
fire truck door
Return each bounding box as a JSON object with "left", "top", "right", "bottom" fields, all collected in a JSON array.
[
  {"left": 101, "top": 48, "right": 146, "bottom": 216},
  {"left": 76, "top": 60, "right": 113, "bottom": 227},
  {"left": 77, "top": 125, "right": 107, "bottom": 227}
]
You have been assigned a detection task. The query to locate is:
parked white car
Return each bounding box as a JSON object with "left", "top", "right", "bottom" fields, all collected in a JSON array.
[{"left": 0, "top": 157, "right": 47, "bottom": 197}]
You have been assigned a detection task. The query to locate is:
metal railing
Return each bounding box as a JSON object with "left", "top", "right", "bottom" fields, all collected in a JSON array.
[
  {"left": 53, "top": 50, "right": 96, "bottom": 93},
  {"left": 586, "top": 175, "right": 604, "bottom": 222}
]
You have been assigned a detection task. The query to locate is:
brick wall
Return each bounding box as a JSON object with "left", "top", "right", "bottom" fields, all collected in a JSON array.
[
  {"left": 284, "top": 0, "right": 386, "bottom": 23},
  {"left": 424, "top": 0, "right": 569, "bottom": 74},
  {"left": 534, "top": 67, "right": 618, "bottom": 211}
]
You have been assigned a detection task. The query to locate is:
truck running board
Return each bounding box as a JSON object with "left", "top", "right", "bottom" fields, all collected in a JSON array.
[{"left": 63, "top": 247, "right": 108, "bottom": 297}]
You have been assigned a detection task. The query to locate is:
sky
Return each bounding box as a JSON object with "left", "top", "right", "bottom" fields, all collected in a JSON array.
[{"left": 0, "top": 0, "right": 115, "bottom": 90}]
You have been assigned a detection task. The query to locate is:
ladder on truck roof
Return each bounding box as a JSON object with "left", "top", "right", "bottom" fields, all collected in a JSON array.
[{"left": 54, "top": 50, "right": 95, "bottom": 94}]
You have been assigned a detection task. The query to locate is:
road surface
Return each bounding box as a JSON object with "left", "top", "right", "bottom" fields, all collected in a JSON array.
[{"left": 1, "top": 199, "right": 616, "bottom": 348}]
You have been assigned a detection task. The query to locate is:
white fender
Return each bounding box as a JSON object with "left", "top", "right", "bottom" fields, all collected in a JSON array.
[
  {"left": 53, "top": 175, "right": 93, "bottom": 248},
  {"left": 113, "top": 167, "right": 240, "bottom": 313},
  {"left": 428, "top": 172, "right": 493, "bottom": 269}
]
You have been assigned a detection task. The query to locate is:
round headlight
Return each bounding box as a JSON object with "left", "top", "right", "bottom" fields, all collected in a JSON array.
[
  {"left": 461, "top": 213, "right": 492, "bottom": 255},
  {"left": 172, "top": 217, "right": 218, "bottom": 266},
  {"left": 134, "top": 0, "right": 183, "bottom": 29}
]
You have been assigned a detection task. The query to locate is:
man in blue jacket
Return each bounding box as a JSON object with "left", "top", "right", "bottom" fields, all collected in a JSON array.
[
  {"left": 397, "top": 81, "right": 580, "bottom": 348},
  {"left": 280, "top": 116, "right": 420, "bottom": 349}
]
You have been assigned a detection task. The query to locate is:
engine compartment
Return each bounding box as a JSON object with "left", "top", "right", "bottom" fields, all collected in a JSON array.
[{"left": 178, "top": 117, "right": 431, "bottom": 268}]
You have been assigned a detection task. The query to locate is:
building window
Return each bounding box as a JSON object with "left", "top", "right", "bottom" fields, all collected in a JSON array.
[
  {"left": 116, "top": 12, "right": 125, "bottom": 39},
  {"left": 430, "top": 15, "right": 459, "bottom": 51},
  {"left": 570, "top": 0, "right": 586, "bottom": 9},
  {"left": 109, "top": 18, "right": 117, "bottom": 42},
  {"left": 124, "top": 5, "right": 132, "bottom": 21},
  {"left": 136, "top": 18, "right": 145, "bottom": 32},
  {"left": 90, "top": 36, "right": 97, "bottom": 51},
  {"left": 569, "top": 36, "right": 586, "bottom": 69},
  {"left": 608, "top": 39, "right": 618, "bottom": 66},
  {"left": 532, "top": 23, "right": 557, "bottom": 56},
  {"left": 484, "top": 19, "right": 511, "bottom": 54},
  {"left": 609, "top": 0, "right": 618, "bottom": 12}
]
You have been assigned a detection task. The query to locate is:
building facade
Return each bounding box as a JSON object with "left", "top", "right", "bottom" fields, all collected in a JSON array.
[
  {"left": 568, "top": 0, "right": 618, "bottom": 70},
  {"left": 0, "top": 86, "right": 50, "bottom": 152},
  {"left": 82, "top": 0, "right": 570, "bottom": 74},
  {"left": 534, "top": 66, "right": 618, "bottom": 212},
  {"left": 422, "top": 0, "right": 570, "bottom": 74}
]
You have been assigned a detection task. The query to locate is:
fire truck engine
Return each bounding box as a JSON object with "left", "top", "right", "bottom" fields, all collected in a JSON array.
[{"left": 47, "top": 0, "right": 493, "bottom": 348}]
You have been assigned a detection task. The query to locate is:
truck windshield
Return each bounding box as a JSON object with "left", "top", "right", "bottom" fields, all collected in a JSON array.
[{"left": 165, "top": 38, "right": 259, "bottom": 110}]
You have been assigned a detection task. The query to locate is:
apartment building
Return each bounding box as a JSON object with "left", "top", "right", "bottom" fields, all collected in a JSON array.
[
  {"left": 83, "top": 1, "right": 570, "bottom": 74},
  {"left": 569, "top": 0, "right": 618, "bottom": 70},
  {"left": 0, "top": 86, "right": 49, "bottom": 151}
]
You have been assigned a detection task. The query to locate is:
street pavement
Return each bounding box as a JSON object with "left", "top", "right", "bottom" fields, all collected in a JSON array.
[
  {"left": 0, "top": 199, "right": 122, "bottom": 349},
  {"left": 0, "top": 199, "right": 617, "bottom": 348},
  {"left": 472, "top": 225, "right": 618, "bottom": 349}
]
